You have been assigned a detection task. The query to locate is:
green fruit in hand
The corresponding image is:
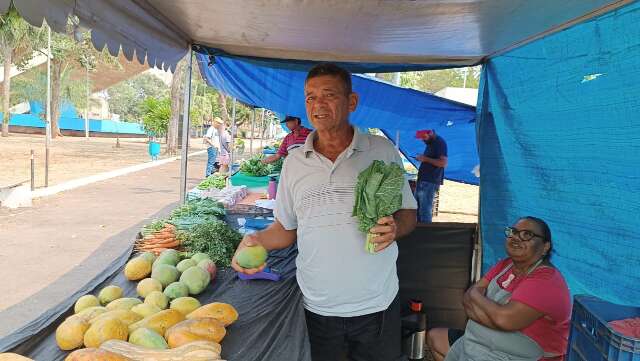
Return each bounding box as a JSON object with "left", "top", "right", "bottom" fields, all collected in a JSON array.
[{"left": 236, "top": 245, "right": 268, "bottom": 269}]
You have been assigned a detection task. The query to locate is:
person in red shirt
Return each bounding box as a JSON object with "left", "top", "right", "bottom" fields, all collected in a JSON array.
[
  {"left": 261, "top": 116, "right": 312, "bottom": 164},
  {"left": 428, "top": 216, "right": 571, "bottom": 361}
]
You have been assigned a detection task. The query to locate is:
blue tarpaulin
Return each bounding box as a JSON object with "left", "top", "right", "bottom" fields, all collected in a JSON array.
[
  {"left": 478, "top": 2, "right": 640, "bottom": 305},
  {"left": 196, "top": 54, "right": 479, "bottom": 184}
]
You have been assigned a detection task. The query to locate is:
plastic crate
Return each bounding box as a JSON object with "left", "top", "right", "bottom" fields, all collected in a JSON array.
[{"left": 568, "top": 295, "right": 640, "bottom": 361}]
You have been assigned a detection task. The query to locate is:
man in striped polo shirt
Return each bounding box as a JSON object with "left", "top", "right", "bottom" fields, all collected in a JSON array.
[
  {"left": 233, "top": 63, "right": 417, "bottom": 361},
  {"left": 261, "top": 115, "right": 312, "bottom": 164}
]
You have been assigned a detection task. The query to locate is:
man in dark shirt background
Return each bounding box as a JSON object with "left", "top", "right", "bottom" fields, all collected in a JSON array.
[{"left": 415, "top": 129, "right": 448, "bottom": 222}]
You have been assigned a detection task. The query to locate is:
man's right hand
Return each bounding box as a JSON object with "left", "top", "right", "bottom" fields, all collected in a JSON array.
[{"left": 231, "top": 233, "right": 267, "bottom": 275}]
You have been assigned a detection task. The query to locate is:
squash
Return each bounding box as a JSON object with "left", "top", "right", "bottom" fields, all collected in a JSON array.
[
  {"left": 165, "top": 318, "right": 226, "bottom": 348},
  {"left": 0, "top": 353, "right": 34, "bottom": 361},
  {"left": 64, "top": 348, "right": 132, "bottom": 361},
  {"left": 100, "top": 340, "right": 222, "bottom": 361},
  {"left": 128, "top": 309, "right": 184, "bottom": 336},
  {"left": 186, "top": 302, "right": 238, "bottom": 326},
  {"left": 55, "top": 317, "right": 89, "bottom": 350}
]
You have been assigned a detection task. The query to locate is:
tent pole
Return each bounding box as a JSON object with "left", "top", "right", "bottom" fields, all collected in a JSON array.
[
  {"left": 260, "top": 108, "right": 265, "bottom": 150},
  {"left": 45, "top": 25, "right": 51, "bottom": 188},
  {"left": 179, "top": 48, "right": 193, "bottom": 204},
  {"left": 250, "top": 107, "right": 256, "bottom": 156},
  {"left": 229, "top": 98, "right": 237, "bottom": 179}
]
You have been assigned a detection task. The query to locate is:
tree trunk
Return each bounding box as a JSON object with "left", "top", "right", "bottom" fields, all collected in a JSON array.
[
  {"left": 217, "top": 92, "right": 229, "bottom": 126},
  {"left": 167, "top": 58, "right": 186, "bottom": 155},
  {"left": 50, "top": 61, "right": 64, "bottom": 138},
  {"left": 2, "top": 48, "right": 11, "bottom": 137}
]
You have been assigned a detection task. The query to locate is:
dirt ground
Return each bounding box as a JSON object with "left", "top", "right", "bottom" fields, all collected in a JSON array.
[{"left": 0, "top": 134, "right": 208, "bottom": 188}]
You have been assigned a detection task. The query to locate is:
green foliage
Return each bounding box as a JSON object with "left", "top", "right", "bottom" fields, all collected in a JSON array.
[
  {"left": 107, "top": 73, "right": 169, "bottom": 122},
  {"left": 167, "top": 198, "right": 226, "bottom": 232},
  {"left": 0, "top": 4, "right": 45, "bottom": 67},
  {"left": 11, "top": 69, "right": 92, "bottom": 112},
  {"left": 240, "top": 154, "right": 274, "bottom": 177},
  {"left": 399, "top": 67, "right": 481, "bottom": 93},
  {"left": 271, "top": 157, "right": 284, "bottom": 173},
  {"left": 352, "top": 160, "right": 405, "bottom": 252},
  {"left": 181, "top": 220, "right": 242, "bottom": 267},
  {"left": 140, "top": 97, "right": 170, "bottom": 137},
  {"left": 197, "top": 174, "right": 227, "bottom": 190}
]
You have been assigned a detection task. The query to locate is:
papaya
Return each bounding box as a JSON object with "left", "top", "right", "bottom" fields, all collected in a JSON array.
[
  {"left": 128, "top": 327, "right": 169, "bottom": 350},
  {"left": 74, "top": 295, "right": 100, "bottom": 314},
  {"left": 128, "top": 309, "right": 185, "bottom": 336},
  {"left": 124, "top": 257, "right": 152, "bottom": 281},
  {"left": 55, "top": 317, "right": 89, "bottom": 350},
  {"left": 136, "top": 278, "right": 162, "bottom": 298},
  {"left": 89, "top": 309, "right": 143, "bottom": 327},
  {"left": 64, "top": 348, "right": 131, "bottom": 361},
  {"left": 131, "top": 303, "right": 161, "bottom": 318},
  {"left": 83, "top": 317, "right": 128, "bottom": 348},
  {"left": 163, "top": 282, "right": 189, "bottom": 300},
  {"left": 98, "top": 285, "right": 123, "bottom": 305},
  {"left": 106, "top": 297, "right": 142, "bottom": 311},
  {"left": 144, "top": 291, "right": 169, "bottom": 310},
  {"left": 165, "top": 318, "right": 226, "bottom": 348},
  {"left": 70, "top": 306, "right": 108, "bottom": 322},
  {"left": 154, "top": 249, "right": 179, "bottom": 267},
  {"left": 170, "top": 297, "right": 201, "bottom": 316},
  {"left": 198, "top": 259, "right": 217, "bottom": 280},
  {"left": 187, "top": 302, "right": 238, "bottom": 326},
  {"left": 190, "top": 252, "right": 210, "bottom": 264},
  {"left": 138, "top": 251, "right": 156, "bottom": 264}
]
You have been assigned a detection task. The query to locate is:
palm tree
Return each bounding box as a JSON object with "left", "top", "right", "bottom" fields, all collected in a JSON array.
[{"left": 0, "top": 3, "right": 44, "bottom": 136}]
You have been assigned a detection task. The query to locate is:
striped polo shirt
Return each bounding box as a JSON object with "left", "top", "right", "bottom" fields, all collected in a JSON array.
[
  {"left": 277, "top": 126, "right": 312, "bottom": 157},
  {"left": 274, "top": 128, "right": 417, "bottom": 317}
]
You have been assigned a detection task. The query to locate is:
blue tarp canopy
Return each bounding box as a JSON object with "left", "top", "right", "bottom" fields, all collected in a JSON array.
[
  {"left": 196, "top": 54, "right": 479, "bottom": 184},
  {"left": 478, "top": 2, "right": 640, "bottom": 305}
]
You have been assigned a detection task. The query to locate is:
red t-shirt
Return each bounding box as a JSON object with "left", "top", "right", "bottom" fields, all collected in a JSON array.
[
  {"left": 483, "top": 258, "right": 572, "bottom": 360},
  {"left": 277, "top": 127, "right": 312, "bottom": 157}
]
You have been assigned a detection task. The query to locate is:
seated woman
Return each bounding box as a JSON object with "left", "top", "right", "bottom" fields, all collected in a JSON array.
[{"left": 428, "top": 216, "right": 571, "bottom": 361}]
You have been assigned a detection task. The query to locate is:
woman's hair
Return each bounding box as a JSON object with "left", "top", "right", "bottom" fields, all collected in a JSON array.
[{"left": 518, "top": 216, "right": 553, "bottom": 262}]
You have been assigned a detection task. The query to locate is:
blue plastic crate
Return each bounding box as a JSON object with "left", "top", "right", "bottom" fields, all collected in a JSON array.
[{"left": 568, "top": 295, "right": 640, "bottom": 361}]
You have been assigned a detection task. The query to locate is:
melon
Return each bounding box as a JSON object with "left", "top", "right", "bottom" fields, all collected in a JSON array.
[
  {"left": 163, "top": 282, "right": 189, "bottom": 300},
  {"left": 151, "top": 264, "right": 179, "bottom": 288},
  {"left": 190, "top": 252, "right": 210, "bottom": 264},
  {"left": 128, "top": 327, "right": 168, "bottom": 350},
  {"left": 179, "top": 266, "right": 210, "bottom": 295},
  {"left": 144, "top": 291, "right": 168, "bottom": 310},
  {"left": 197, "top": 259, "right": 217, "bottom": 280},
  {"left": 176, "top": 259, "right": 196, "bottom": 273}
]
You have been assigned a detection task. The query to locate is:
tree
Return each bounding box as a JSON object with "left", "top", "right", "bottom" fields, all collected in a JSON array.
[
  {"left": 399, "top": 67, "right": 481, "bottom": 93},
  {"left": 166, "top": 56, "right": 186, "bottom": 155},
  {"left": 107, "top": 72, "right": 169, "bottom": 122},
  {"left": 0, "top": 3, "right": 45, "bottom": 136},
  {"left": 47, "top": 20, "right": 120, "bottom": 138},
  {"left": 140, "top": 97, "right": 170, "bottom": 138}
]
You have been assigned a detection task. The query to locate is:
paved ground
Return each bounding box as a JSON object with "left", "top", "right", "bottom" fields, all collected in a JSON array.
[{"left": 0, "top": 153, "right": 207, "bottom": 311}]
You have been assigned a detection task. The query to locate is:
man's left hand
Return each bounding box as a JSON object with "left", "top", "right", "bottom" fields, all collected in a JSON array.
[{"left": 368, "top": 216, "right": 397, "bottom": 252}]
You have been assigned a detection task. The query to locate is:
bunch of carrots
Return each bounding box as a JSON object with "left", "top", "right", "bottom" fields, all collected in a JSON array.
[{"left": 134, "top": 223, "right": 181, "bottom": 255}]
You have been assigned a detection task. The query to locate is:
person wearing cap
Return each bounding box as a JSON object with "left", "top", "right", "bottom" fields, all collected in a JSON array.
[
  {"left": 261, "top": 115, "right": 312, "bottom": 164},
  {"left": 415, "top": 129, "right": 448, "bottom": 222},
  {"left": 203, "top": 116, "right": 221, "bottom": 177}
]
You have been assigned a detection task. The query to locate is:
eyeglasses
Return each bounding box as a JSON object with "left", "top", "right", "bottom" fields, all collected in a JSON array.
[{"left": 504, "top": 227, "right": 545, "bottom": 242}]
